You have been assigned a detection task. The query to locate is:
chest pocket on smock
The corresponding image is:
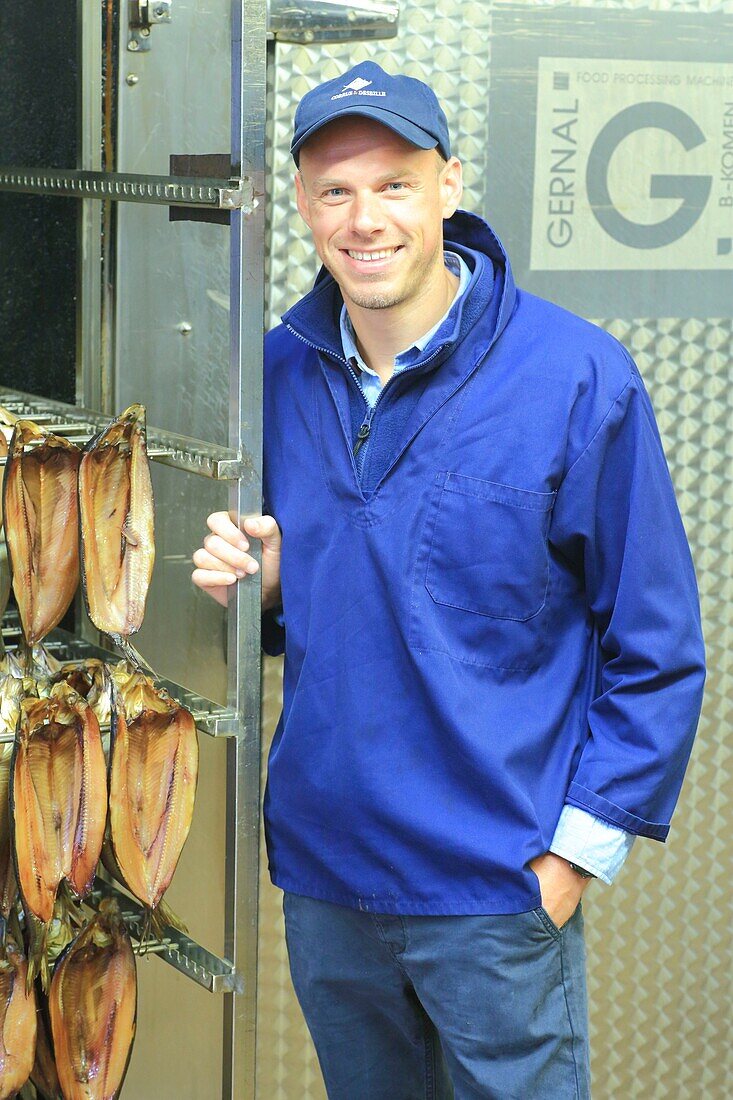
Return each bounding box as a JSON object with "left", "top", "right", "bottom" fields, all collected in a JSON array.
[{"left": 411, "top": 472, "right": 556, "bottom": 670}]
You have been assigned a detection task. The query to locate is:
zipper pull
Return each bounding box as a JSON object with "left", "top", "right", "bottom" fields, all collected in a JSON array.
[{"left": 353, "top": 420, "right": 371, "bottom": 457}]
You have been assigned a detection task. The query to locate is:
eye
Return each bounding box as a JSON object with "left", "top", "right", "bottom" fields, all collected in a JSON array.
[
  {"left": 324, "top": 187, "right": 345, "bottom": 198},
  {"left": 385, "top": 182, "right": 405, "bottom": 191}
]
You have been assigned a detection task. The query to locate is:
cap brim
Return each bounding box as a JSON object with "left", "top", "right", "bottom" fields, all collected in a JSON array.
[{"left": 292, "top": 105, "right": 439, "bottom": 163}]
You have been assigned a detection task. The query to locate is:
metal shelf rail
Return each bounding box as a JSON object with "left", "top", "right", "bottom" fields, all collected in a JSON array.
[
  {"left": 0, "top": 1, "right": 267, "bottom": 1095},
  {"left": 0, "top": 622, "right": 241, "bottom": 739},
  {"left": 0, "top": 386, "right": 252, "bottom": 480},
  {"left": 0, "top": 624, "right": 242, "bottom": 992}
]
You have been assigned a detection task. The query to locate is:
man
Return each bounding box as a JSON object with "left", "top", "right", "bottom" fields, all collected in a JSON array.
[{"left": 192, "top": 61, "right": 706, "bottom": 1099}]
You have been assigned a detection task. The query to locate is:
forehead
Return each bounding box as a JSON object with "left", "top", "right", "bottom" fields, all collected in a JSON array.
[{"left": 298, "top": 116, "right": 435, "bottom": 178}]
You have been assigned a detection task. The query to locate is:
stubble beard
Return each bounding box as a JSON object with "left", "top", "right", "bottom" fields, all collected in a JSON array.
[
  {"left": 330, "top": 240, "right": 444, "bottom": 312},
  {"left": 346, "top": 288, "right": 403, "bottom": 310}
]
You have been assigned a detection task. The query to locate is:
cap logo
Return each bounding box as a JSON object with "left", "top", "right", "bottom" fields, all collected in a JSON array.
[{"left": 331, "top": 76, "right": 387, "bottom": 102}]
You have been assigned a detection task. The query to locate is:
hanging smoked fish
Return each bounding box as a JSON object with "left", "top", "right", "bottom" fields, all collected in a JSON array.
[
  {"left": 0, "top": 744, "right": 17, "bottom": 943},
  {"left": 54, "top": 659, "right": 112, "bottom": 730},
  {"left": 0, "top": 657, "right": 24, "bottom": 939},
  {"left": 0, "top": 406, "right": 17, "bottom": 532},
  {"left": 0, "top": 936, "right": 36, "bottom": 1099},
  {"left": 11, "top": 683, "right": 107, "bottom": 987},
  {"left": 49, "top": 899, "right": 136, "bottom": 1100},
  {"left": 0, "top": 406, "right": 18, "bottom": 644},
  {"left": 109, "top": 663, "right": 198, "bottom": 925},
  {"left": 2, "top": 421, "right": 81, "bottom": 647},
  {"left": 29, "top": 995, "right": 61, "bottom": 1100},
  {"left": 78, "top": 405, "right": 155, "bottom": 652}
]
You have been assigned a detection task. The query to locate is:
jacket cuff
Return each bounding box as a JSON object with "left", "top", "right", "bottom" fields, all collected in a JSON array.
[
  {"left": 261, "top": 606, "right": 285, "bottom": 657},
  {"left": 565, "top": 782, "right": 670, "bottom": 840},
  {"left": 549, "top": 805, "right": 636, "bottom": 885}
]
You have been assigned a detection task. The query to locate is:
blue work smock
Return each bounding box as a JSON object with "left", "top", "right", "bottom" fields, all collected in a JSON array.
[{"left": 261, "top": 209, "right": 706, "bottom": 916}]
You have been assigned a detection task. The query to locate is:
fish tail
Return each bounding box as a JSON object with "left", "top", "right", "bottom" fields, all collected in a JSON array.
[
  {"left": 137, "top": 906, "right": 154, "bottom": 955},
  {"left": 116, "top": 637, "right": 159, "bottom": 680},
  {"left": 27, "top": 918, "right": 49, "bottom": 994},
  {"left": 153, "top": 898, "right": 188, "bottom": 937}
]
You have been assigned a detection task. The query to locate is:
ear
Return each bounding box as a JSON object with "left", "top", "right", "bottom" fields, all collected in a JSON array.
[
  {"left": 295, "top": 172, "right": 312, "bottom": 229},
  {"left": 439, "top": 157, "right": 463, "bottom": 220}
]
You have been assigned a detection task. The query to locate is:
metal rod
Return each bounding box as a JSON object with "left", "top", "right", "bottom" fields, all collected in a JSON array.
[
  {"left": 222, "top": 1, "right": 266, "bottom": 1095},
  {"left": 76, "top": 0, "right": 104, "bottom": 416}
]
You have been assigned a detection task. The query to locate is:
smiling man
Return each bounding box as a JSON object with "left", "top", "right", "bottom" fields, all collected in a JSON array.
[{"left": 192, "top": 61, "right": 706, "bottom": 1099}]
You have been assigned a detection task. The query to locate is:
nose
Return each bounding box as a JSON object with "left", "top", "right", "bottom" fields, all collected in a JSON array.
[{"left": 348, "top": 190, "right": 385, "bottom": 237}]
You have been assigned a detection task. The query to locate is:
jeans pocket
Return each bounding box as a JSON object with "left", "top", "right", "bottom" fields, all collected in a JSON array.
[{"left": 532, "top": 906, "right": 564, "bottom": 941}]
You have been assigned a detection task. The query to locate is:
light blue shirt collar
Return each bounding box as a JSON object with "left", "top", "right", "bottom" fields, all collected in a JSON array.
[{"left": 339, "top": 251, "right": 472, "bottom": 390}]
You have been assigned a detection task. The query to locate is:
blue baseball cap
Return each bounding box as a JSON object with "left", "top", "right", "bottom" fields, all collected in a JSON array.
[{"left": 291, "top": 60, "right": 451, "bottom": 166}]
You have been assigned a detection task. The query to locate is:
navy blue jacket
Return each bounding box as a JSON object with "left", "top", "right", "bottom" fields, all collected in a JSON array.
[{"left": 261, "top": 209, "right": 706, "bottom": 915}]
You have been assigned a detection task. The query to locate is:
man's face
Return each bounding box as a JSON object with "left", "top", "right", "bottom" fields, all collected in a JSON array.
[{"left": 295, "top": 117, "right": 463, "bottom": 312}]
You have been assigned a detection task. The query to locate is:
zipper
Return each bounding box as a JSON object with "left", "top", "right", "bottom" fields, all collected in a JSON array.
[
  {"left": 286, "top": 322, "right": 448, "bottom": 484},
  {"left": 350, "top": 349, "right": 448, "bottom": 478},
  {"left": 352, "top": 410, "right": 373, "bottom": 459}
]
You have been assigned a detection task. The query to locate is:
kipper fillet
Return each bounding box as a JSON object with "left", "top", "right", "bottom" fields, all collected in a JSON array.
[
  {"left": 0, "top": 937, "right": 36, "bottom": 1098},
  {"left": 0, "top": 745, "right": 17, "bottom": 938},
  {"left": 2, "top": 421, "right": 80, "bottom": 645},
  {"left": 50, "top": 898, "right": 136, "bottom": 1100},
  {"left": 11, "top": 683, "right": 107, "bottom": 929},
  {"left": 109, "top": 663, "right": 198, "bottom": 915},
  {"left": 0, "top": 657, "right": 24, "bottom": 935},
  {"left": 78, "top": 405, "right": 154, "bottom": 644}
]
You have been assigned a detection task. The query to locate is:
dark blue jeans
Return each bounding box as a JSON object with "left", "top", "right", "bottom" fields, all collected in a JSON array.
[{"left": 283, "top": 893, "right": 591, "bottom": 1099}]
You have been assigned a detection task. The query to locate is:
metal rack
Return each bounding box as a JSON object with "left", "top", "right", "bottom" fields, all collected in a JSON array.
[
  {"left": 89, "top": 879, "right": 243, "bottom": 994},
  {"left": 0, "top": 168, "right": 254, "bottom": 212},
  {"left": 0, "top": 620, "right": 241, "bottom": 993},
  {"left": 0, "top": 2, "right": 399, "bottom": 1095},
  {"left": 0, "top": 621, "right": 240, "bottom": 739},
  {"left": 0, "top": 2, "right": 266, "bottom": 1096},
  {"left": 0, "top": 386, "right": 252, "bottom": 480}
]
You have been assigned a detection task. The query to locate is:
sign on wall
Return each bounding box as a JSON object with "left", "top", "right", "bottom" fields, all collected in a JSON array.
[{"left": 485, "top": 6, "right": 733, "bottom": 317}]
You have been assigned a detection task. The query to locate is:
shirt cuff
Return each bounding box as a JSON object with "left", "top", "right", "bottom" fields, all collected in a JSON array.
[{"left": 549, "top": 804, "right": 636, "bottom": 885}]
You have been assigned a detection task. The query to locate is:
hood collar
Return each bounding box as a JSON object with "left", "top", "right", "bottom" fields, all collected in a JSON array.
[{"left": 282, "top": 208, "right": 517, "bottom": 360}]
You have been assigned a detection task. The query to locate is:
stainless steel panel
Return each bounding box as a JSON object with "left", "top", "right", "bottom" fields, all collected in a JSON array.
[
  {"left": 110, "top": 2, "right": 252, "bottom": 1097},
  {"left": 257, "top": 1, "right": 733, "bottom": 1098}
]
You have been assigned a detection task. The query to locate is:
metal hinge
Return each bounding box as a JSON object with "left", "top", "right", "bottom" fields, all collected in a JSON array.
[
  {"left": 267, "top": 0, "right": 399, "bottom": 44},
  {"left": 128, "top": 0, "right": 172, "bottom": 52}
]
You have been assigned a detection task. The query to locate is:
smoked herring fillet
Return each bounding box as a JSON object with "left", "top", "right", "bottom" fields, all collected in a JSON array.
[
  {"left": 50, "top": 899, "right": 136, "bottom": 1100},
  {"left": 0, "top": 937, "right": 36, "bottom": 1098},
  {"left": 11, "top": 683, "right": 107, "bottom": 927},
  {"left": 109, "top": 663, "right": 198, "bottom": 917},
  {"left": 2, "top": 421, "right": 80, "bottom": 645},
  {"left": 78, "top": 404, "right": 155, "bottom": 646}
]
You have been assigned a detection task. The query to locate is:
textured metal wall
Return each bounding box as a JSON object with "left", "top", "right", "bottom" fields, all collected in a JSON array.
[{"left": 257, "top": 1, "right": 732, "bottom": 1098}]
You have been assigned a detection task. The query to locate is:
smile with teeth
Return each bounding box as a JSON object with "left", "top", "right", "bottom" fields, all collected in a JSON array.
[{"left": 345, "top": 247, "right": 400, "bottom": 262}]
